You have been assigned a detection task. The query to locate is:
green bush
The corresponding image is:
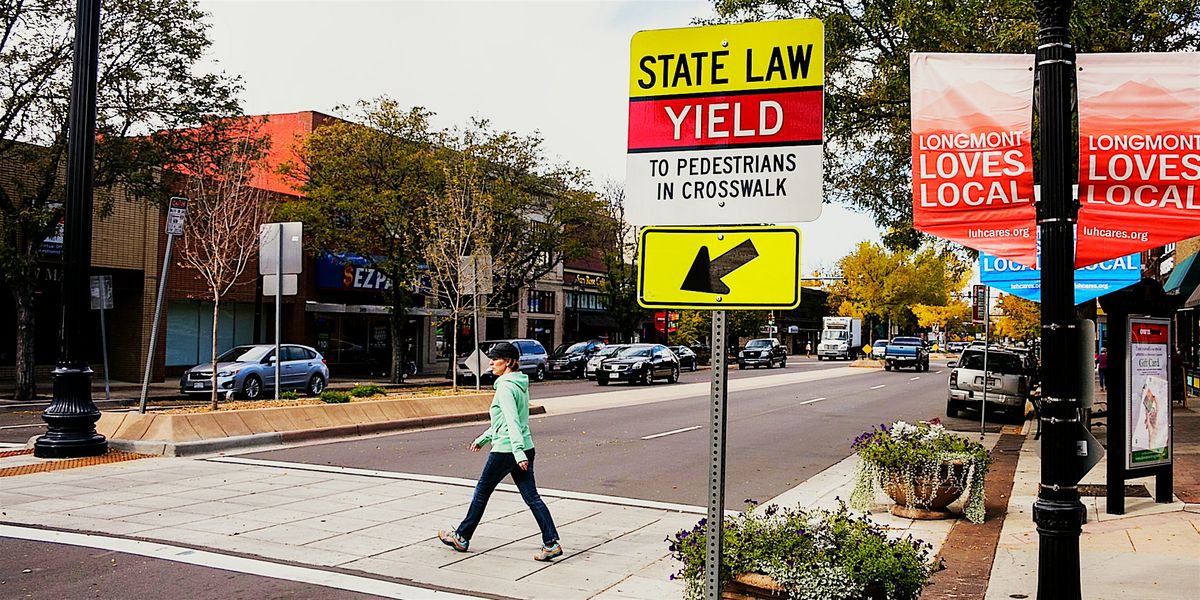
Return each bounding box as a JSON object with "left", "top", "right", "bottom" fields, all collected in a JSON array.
[
  {"left": 279, "top": 391, "right": 300, "bottom": 400},
  {"left": 319, "top": 391, "right": 350, "bottom": 404},
  {"left": 349, "top": 384, "right": 387, "bottom": 398},
  {"left": 669, "top": 501, "right": 936, "bottom": 600}
]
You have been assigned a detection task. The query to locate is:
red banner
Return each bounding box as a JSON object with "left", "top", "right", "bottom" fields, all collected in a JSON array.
[
  {"left": 1076, "top": 53, "right": 1200, "bottom": 268},
  {"left": 911, "top": 54, "right": 1037, "bottom": 267}
]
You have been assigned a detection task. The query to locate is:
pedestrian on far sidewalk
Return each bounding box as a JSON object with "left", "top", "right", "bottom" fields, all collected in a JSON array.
[
  {"left": 1096, "top": 347, "right": 1108, "bottom": 391},
  {"left": 805, "top": 340, "right": 812, "bottom": 357},
  {"left": 439, "top": 341, "right": 562, "bottom": 562}
]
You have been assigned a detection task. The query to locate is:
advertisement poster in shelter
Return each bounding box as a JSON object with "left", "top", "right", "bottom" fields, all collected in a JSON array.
[
  {"left": 1076, "top": 53, "right": 1200, "bottom": 268},
  {"left": 1126, "top": 317, "right": 1172, "bottom": 469},
  {"left": 910, "top": 53, "right": 1037, "bottom": 267}
]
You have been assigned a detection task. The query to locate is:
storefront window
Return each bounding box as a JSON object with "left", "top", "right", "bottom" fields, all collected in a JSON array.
[
  {"left": 528, "top": 290, "right": 556, "bottom": 314},
  {"left": 526, "top": 318, "right": 555, "bottom": 350},
  {"left": 165, "top": 300, "right": 255, "bottom": 366}
]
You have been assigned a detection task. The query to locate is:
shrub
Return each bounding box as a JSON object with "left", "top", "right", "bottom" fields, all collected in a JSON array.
[
  {"left": 349, "top": 384, "right": 387, "bottom": 398},
  {"left": 279, "top": 391, "right": 299, "bottom": 400},
  {"left": 669, "top": 501, "right": 936, "bottom": 600},
  {"left": 319, "top": 391, "right": 350, "bottom": 404}
]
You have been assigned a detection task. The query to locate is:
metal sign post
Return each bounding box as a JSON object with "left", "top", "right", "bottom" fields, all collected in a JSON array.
[
  {"left": 275, "top": 223, "right": 282, "bottom": 401},
  {"left": 140, "top": 197, "right": 187, "bottom": 413},
  {"left": 981, "top": 286, "right": 990, "bottom": 441},
  {"left": 705, "top": 310, "right": 729, "bottom": 600},
  {"left": 90, "top": 275, "right": 113, "bottom": 403}
]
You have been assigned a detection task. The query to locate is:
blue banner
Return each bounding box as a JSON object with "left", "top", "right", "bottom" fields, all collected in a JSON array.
[{"left": 980, "top": 252, "right": 1140, "bottom": 305}]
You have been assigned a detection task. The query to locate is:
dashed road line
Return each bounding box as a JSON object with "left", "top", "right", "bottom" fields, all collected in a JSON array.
[
  {"left": 909, "top": 376, "right": 921, "bottom": 381},
  {"left": 641, "top": 425, "right": 702, "bottom": 440},
  {"left": 799, "top": 397, "right": 827, "bottom": 405},
  {"left": 870, "top": 384, "right": 886, "bottom": 390}
]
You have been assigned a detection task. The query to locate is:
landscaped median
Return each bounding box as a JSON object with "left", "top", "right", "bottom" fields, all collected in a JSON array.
[{"left": 96, "top": 388, "right": 544, "bottom": 457}]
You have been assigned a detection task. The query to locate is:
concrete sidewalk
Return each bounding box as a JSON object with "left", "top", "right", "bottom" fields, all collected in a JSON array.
[
  {"left": 1, "top": 411, "right": 1196, "bottom": 598},
  {"left": 984, "top": 417, "right": 1200, "bottom": 599}
]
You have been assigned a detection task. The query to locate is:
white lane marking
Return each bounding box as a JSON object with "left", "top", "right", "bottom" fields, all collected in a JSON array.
[
  {"left": 799, "top": 397, "right": 827, "bottom": 405},
  {"left": 0, "top": 524, "right": 479, "bottom": 599},
  {"left": 909, "top": 377, "right": 921, "bottom": 381},
  {"left": 641, "top": 425, "right": 702, "bottom": 440},
  {"left": 936, "top": 370, "right": 944, "bottom": 374},
  {"left": 0, "top": 442, "right": 26, "bottom": 449},
  {"left": 206, "top": 456, "right": 707, "bottom": 515},
  {"left": 870, "top": 385, "right": 886, "bottom": 390},
  {"left": 0, "top": 423, "right": 45, "bottom": 430}
]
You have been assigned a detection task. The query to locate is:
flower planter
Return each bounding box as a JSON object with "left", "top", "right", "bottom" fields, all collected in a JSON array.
[
  {"left": 881, "top": 461, "right": 968, "bottom": 519},
  {"left": 722, "top": 573, "right": 886, "bottom": 600}
]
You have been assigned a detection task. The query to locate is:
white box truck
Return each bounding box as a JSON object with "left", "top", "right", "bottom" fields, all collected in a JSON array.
[{"left": 818, "top": 317, "right": 862, "bottom": 360}]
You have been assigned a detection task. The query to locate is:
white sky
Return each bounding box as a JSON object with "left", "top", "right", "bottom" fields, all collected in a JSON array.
[{"left": 198, "top": 0, "right": 882, "bottom": 270}]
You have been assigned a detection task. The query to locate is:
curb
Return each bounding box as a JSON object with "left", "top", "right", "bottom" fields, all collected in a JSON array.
[{"left": 104, "top": 405, "right": 547, "bottom": 457}]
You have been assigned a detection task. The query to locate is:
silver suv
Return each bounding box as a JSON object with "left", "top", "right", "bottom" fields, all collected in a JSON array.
[
  {"left": 946, "top": 348, "right": 1031, "bottom": 422},
  {"left": 450, "top": 339, "right": 549, "bottom": 384}
]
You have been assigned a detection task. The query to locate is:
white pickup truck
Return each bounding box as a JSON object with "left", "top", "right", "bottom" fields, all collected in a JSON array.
[{"left": 946, "top": 347, "right": 1031, "bottom": 422}]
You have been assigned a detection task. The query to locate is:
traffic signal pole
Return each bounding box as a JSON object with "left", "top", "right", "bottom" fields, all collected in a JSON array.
[{"left": 1031, "top": 1, "right": 1086, "bottom": 598}]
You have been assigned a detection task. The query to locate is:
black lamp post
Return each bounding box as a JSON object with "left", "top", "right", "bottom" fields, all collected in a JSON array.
[
  {"left": 1032, "top": 1, "right": 1085, "bottom": 598},
  {"left": 34, "top": 0, "right": 107, "bottom": 458}
]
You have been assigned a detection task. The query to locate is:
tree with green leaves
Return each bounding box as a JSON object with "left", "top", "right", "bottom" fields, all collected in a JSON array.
[
  {"left": 994, "top": 293, "right": 1041, "bottom": 341},
  {"left": 708, "top": 0, "right": 1200, "bottom": 248},
  {"left": 480, "top": 129, "right": 604, "bottom": 337},
  {"left": 595, "top": 184, "right": 647, "bottom": 342},
  {"left": 830, "top": 241, "right": 969, "bottom": 337},
  {"left": 277, "top": 99, "right": 438, "bottom": 384},
  {"left": 0, "top": 0, "right": 245, "bottom": 400}
]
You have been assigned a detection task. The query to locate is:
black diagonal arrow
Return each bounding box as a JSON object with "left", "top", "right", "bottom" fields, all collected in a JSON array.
[{"left": 680, "top": 239, "right": 759, "bottom": 294}]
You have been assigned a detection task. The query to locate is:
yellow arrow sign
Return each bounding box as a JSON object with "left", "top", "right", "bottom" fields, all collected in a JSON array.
[{"left": 638, "top": 226, "right": 801, "bottom": 310}]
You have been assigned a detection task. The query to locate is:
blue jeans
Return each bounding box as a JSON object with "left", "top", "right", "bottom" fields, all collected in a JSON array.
[{"left": 456, "top": 449, "right": 559, "bottom": 547}]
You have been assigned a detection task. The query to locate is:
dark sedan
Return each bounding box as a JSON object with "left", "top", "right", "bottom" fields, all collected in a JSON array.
[
  {"left": 667, "top": 345, "right": 698, "bottom": 372},
  {"left": 547, "top": 340, "right": 605, "bottom": 379},
  {"left": 595, "top": 344, "right": 680, "bottom": 386}
]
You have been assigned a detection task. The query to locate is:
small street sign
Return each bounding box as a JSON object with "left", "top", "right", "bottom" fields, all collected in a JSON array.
[
  {"left": 263, "top": 274, "right": 298, "bottom": 296},
  {"left": 459, "top": 253, "right": 493, "bottom": 296},
  {"left": 972, "top": 284, "right": 987, "bottom": 323},
  {"left": 625, "top": 19, "right": 824, "bottom": 226},
  {"left": 165, "top": 196, "right": 188, "bottom": 236},
  {"left": 259, "top": 222, "right": 304, "bottom": 276},
  {"left": 89, "top": 275, "right": 113, "bottom": 310},
  {"left": 462, "top": 348, "right": 488, "bottom": 377},
  {"left": 638, "top": 226, "right": 801, "bottom": 309}
]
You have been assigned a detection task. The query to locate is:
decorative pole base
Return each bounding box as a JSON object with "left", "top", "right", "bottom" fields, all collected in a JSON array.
[{"left": 34, "top": 366, "right": 107, "bottom": 459}]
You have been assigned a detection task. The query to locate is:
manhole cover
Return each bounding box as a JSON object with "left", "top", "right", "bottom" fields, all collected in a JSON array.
[{"left": 1077, "top": 484, "right": 1151, "bottom": 498}]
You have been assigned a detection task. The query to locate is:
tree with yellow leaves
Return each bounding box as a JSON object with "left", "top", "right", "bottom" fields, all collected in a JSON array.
[{"left": 993, "top": 294, "right": 1041, "bottom": 342}]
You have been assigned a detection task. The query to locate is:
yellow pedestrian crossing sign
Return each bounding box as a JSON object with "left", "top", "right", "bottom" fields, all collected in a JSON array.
[{"left": 637, "top": 226, "right": 801, "bottom": 309}]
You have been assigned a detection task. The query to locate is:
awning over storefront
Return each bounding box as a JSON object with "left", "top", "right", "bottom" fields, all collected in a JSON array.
[
  {"left": 578, "top": 312, "right": 618, "bottom": 329},
  {"left": 1165, "top": 252, "right": 1200, "bottom": 297},
  {"left": 1186, "top": 282, "right": 1200, "bottom": 308}
]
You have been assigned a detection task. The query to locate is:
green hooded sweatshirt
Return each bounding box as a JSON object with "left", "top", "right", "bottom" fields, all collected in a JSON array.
[{"left": 472, "top": 371, "right": 534, "bottom": 463}]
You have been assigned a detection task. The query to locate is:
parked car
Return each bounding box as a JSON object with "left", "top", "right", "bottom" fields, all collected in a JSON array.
[
  {"left": 180, "top": 344, "right": 329, "bottom": 400},
  {"left": 688, "top": 343, "right": 712, "bottom": 366},
  {"left": 595, "top": 344, "right": 680, "bottom": 386},
  {"left": 738, "top": 338, "right": 787, "bottom": 369},
  {"left": 884, "top": 336, "right": 930, "bottom": 372},
  {"left": 946, "top": 348, "right": 1031, "bottom": 422},
  {"left": 585, "top": 344, "right": 627, "bottom": 380},
  {"left": 667, "top": 345, "right": 699, "bottom": 372},
  {"left": 870, "top": 339, "right": 889, "bottom": 360},
  {"left": 547, "top": 340, "right": 606, "bottom": 379},
  {"left": 945, "top": 341, "right": 967, "bottom": 354},
  {"left": 448, "top": 339, "right": 548, "bottom": 384}
]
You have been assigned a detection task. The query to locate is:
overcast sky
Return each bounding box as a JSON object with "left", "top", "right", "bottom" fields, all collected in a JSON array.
[{"left": 198, "top": 0, "right": 882, "bottom": 270}]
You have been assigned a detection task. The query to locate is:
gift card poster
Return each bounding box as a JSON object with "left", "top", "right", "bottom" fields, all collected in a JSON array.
[{"left": 1127, "top": 317, "right": 1172, "bottom": 468}]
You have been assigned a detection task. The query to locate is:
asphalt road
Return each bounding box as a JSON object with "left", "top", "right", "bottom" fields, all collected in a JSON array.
[{"left": 244, "top": 358, "right": 1009, "bottom": 507}]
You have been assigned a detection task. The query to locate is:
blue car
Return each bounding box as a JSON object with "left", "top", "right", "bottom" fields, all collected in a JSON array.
[{"left": 180, "top": 344, "right": 330, "bottom": 399}]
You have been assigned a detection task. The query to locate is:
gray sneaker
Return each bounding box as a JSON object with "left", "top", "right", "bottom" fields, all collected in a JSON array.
[{"left": 438, "top": 529, "right": 469, "bottom": 552}]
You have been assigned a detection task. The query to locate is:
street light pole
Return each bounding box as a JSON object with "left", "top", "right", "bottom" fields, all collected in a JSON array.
[
  {"left": 1032, "top": 1, "right": 1085, "bottom": 598},
  {"left": 35, "top": 0, "right": 107, "bottom": 458}
]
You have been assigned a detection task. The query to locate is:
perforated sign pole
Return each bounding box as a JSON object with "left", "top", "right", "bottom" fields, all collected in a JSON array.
[
  {"left": 705, "top": 310, "right": 728, "bottom": 600},
  {"left": 139, "top": 197, "right": 187, "bottom": 414}
]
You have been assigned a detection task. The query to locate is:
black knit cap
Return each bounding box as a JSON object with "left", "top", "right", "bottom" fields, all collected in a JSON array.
[{"left": 486, "top": 341, "right": 520, "bottom": 361}]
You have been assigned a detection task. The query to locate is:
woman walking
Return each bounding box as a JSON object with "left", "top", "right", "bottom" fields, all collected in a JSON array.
[{"left": 439, "top": 341, "right": 562, "bottom": 561}]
